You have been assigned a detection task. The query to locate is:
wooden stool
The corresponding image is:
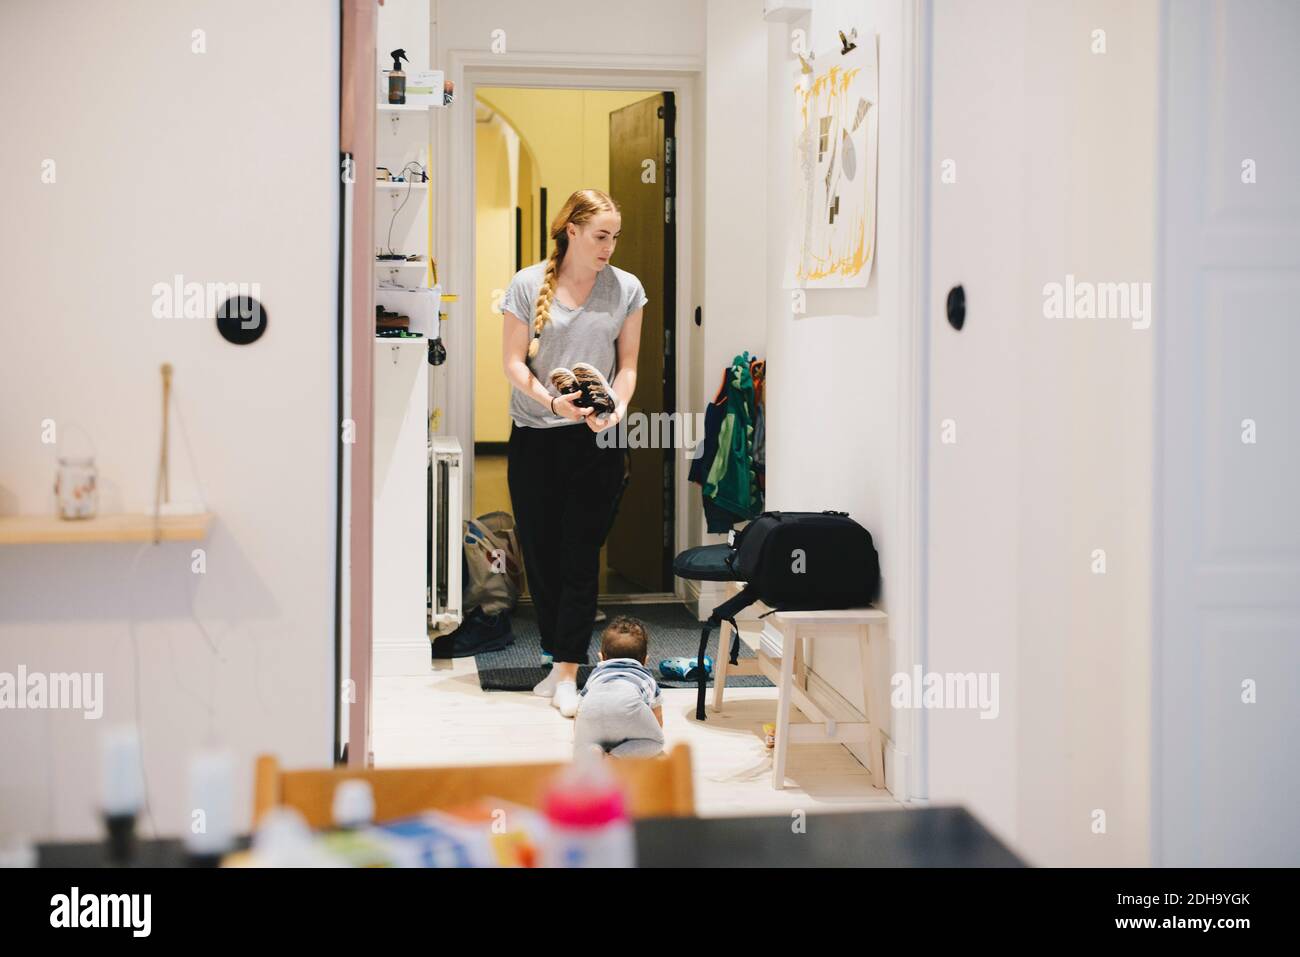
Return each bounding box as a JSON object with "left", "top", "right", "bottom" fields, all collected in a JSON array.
[{"left": 712, "top": 603, "right": 888, "bottom": 791}]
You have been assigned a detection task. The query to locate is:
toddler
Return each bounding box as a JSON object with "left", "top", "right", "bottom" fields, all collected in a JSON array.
[{"left": 573, "top": 616, "right": 664, "bottom": 758}]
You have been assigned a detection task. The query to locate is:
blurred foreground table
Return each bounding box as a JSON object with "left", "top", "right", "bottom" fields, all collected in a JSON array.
[{"left": 38, "top": 806, "right": 1022, "bottom": 868}]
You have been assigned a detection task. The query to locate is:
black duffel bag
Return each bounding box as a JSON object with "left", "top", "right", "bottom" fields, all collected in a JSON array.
[{"left": 673, "top": 510, "right": 880, "bottom": 720}]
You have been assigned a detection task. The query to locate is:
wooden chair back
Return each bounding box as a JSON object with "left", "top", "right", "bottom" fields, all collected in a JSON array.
[{"left": 253, "top": 743, "right": 694, "bottom": 829}]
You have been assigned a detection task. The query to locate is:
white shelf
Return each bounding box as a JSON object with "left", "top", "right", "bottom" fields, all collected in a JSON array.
[
  {"left": 377, "top": 103, "right": 431, "bottom": 112},
  {"left": 0, "top": 512, "right": 213, "bottom": 545},
  {"left": 376, "top": 260, "right": 426, "bottom": 268},
  {"left": 376, "top": 181, "right": 427, "bottom": 190}
]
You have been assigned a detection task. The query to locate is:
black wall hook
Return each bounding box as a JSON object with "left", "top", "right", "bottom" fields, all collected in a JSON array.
[
  {"left": 946, "top": 285, "right": 965, "bottom": 331},
  {"left": 215, "top": 296, "right": 268, "bottom": 345}
]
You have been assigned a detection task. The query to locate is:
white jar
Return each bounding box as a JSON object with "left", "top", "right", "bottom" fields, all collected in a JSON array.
[{"left": 55, "top": 456, "right": 97, "bottom": 519}]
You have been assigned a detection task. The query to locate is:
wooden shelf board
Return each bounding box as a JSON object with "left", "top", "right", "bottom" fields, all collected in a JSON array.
[{"left": 0, "top": 513, "right": 214, "bottom": 545}]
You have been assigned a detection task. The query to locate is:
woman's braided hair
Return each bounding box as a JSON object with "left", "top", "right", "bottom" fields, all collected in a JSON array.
[{"left": 527, "top": 188, "right": 620, "bottom": 360}]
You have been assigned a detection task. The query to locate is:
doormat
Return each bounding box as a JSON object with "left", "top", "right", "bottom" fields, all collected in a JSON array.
[{"left": 475, "top": 602, "right": 773, "bottom": 692}]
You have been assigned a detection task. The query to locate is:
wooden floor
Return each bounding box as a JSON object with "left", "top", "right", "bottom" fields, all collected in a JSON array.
[{"left": 372, "top": 627, "right": 900, "bottom": 817}]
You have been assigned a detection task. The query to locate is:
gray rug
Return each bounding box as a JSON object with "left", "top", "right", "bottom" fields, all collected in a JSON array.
[{"left": 475, "top": 602, "right": 773, "bottom": 692}]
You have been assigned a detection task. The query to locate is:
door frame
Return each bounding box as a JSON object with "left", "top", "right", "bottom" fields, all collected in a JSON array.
[
  {"left": 893, "top": 0, "right": 933, "bottom": 805},
  {"left": 441, "top": 50, "right": 702, "bottom": 600},
  {"left": 340, "top": 0, "right": 377, "bottom": 768}
]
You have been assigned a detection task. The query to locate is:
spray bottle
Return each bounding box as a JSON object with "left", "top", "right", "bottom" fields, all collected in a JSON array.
[{"left": 387, "top": 49, "right": 409, "bottom": 105}]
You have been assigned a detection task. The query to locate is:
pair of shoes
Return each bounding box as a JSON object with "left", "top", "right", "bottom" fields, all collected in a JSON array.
[
  {"left": 593, "top": 608, "right": 607, "bottom": 624},
  {"left": 550, "top": 363, "right": 618, "bottom": 417},
  {"left": 540, "top": 650, "right": 553, "bottom": 667},
  {"left": 659, "top": 656, "right": 714, "bottom": 681}
]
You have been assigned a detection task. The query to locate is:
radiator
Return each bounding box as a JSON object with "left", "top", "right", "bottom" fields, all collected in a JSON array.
[{"left": 428, "top": 435, "right": 463, "bottom": 627}]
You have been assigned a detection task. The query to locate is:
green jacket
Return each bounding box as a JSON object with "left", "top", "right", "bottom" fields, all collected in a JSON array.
[{"left": 704, "top": 353, "right": 761, "bottom": 519}]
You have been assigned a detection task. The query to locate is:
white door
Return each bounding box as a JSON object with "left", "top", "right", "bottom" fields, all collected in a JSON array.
[{"left": 1156, "top": 0, "right": 1300, "bottom": 866}]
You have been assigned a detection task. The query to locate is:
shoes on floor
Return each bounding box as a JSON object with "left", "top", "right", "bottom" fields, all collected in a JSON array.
[
  {"left": 659, "top": 656, "right": 714, "bottom": 681},
  {"left": 593, "top": 608, "right": 607, "bottom": 624},
  {"left": 571, "top": 362, "right": 618, "bottom": 416},
  {"left": 553, "top": 680, "right": 580, "bottom": 718},
  {"left": 533, "top": 668, "right": 561, "bottom": 697},
  {"left": 540, "top": 650, "right": 553, "bottom": 667}
]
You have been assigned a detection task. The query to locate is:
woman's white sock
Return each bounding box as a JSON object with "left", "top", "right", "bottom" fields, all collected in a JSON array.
[{"left": 553, "top": 681, "right": 580, "bottom": 718}]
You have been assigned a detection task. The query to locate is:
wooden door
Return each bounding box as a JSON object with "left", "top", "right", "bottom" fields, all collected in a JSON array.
[{"left": 605, "top": 93, "right": 676, "bottom": 592}]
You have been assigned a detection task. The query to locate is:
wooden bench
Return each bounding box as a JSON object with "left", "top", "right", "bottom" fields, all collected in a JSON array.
[{"left": 712, "top": 601, "right": 888, "bottom": 791}]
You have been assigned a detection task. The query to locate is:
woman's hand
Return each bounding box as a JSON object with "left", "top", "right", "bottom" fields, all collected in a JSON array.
[
  {"left": 551, "top": 390, "right": 593, "bottom": 422},
  {"left": 586, "top": 403, "right": 624, "bottom": 433}
]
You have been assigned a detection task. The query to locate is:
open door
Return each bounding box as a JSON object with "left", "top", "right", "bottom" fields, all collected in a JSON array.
[
  {"left": 1155, "top": 0, "right": 1300, "bottom": 865},
  {"left": 605, "top": 92, "right": 676, "bottom": 593}
]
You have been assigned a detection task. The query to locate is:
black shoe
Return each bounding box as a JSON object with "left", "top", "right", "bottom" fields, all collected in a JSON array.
[
  {"left": 549, "top": 367, "right": 582, "bottom": 404},
  {"left": 571, "top": 362, "right": 618, "bottom": 416}
]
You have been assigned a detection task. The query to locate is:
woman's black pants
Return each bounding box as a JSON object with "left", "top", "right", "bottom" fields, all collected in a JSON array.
[{"left": 507, "top": 421, "right": 626, "bottom": 664}]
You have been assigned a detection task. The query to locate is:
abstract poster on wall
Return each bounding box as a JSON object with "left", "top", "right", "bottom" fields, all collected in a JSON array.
[{"left": 785, "top": 36, "right": 878, "bottom": 289}]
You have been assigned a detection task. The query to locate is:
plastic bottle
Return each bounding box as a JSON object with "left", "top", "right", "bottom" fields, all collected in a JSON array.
[{"left": 541, "top": 746, "right": 635, "bottom": 868}]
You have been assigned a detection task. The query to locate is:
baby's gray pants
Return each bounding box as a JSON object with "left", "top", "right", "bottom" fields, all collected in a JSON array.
[{"left": 573, "top": 683, "right": 664, "bottom": 758}]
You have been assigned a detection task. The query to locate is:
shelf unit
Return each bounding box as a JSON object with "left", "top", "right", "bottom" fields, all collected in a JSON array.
[
  {"left": 0, "top": 512, "right": 214, "bottom": 545},
  {"left": 374, "top": 95, "right": 432, "bottom": 289}
]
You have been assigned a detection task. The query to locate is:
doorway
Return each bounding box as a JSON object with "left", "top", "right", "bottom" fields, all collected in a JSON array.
[{"left": 471, "top": 86, "right": 678, "bottom": 598}]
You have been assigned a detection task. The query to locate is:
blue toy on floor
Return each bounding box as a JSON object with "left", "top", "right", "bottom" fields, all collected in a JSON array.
[{"left": 659, "top": 656, "right": 713, "bottom": 681}]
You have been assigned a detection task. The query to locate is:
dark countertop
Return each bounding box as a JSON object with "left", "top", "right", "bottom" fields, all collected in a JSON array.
[{"left": 635, "top": 807, "right": 1023, "bottom": 867}]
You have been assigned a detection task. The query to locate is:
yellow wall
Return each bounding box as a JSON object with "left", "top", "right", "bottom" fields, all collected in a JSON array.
[
  {"left": 474, "top": 117, "right": 515, "bottom": 443},
  {"left": 474, "top": 88, "right": 654, "bottom": 442}
]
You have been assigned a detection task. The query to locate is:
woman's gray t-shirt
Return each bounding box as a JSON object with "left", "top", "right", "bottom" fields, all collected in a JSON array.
[{"left": 501, "top": 261, "right": 648, "bottom": 429}]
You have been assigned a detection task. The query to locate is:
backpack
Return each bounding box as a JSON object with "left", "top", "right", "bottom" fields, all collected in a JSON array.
[{"left": 672, "top": 510, "right": 880, "bottom": 719}]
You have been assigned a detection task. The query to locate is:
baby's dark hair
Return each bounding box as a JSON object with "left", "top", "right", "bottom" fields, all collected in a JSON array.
[{"left": 601, "top": 615, "right": 649, "bottom": 663}]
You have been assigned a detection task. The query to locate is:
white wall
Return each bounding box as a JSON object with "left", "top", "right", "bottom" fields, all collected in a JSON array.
[
  {"left": 762, "top": 0, "right": 910, "bottom": 776},
  {"left": 686, "top": 0, "right": 770, "bottom": 571},
  {"left": 435, "top": 0, "right": 706, "bottom": 59},
  {"left": 703, "top": 0, "right": 769, "bottom": 406},
  {"left": 926, "top": 0, "right": 1157, "bottom": 865},
  {"left": 380, "top": 0, "right": 430, "bottom": 79},
  {"left": 0, "top": 0, "right": 339, "bottom": 840}
]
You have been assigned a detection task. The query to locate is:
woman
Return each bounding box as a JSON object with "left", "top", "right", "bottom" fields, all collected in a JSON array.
[{"left": 500, "top": 188, "right": 646, "bottom": 717}]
